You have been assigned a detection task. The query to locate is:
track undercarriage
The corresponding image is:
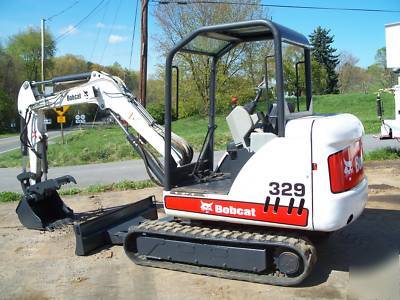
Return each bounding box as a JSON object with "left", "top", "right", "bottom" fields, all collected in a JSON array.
[{"left": 124, "top": 219, "right": 317, "bottom": 286}]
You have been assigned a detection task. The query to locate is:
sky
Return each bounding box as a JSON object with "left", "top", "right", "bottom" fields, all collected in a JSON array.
[{"left": 0, "top": 0, "right": 399, "bottom": 76}]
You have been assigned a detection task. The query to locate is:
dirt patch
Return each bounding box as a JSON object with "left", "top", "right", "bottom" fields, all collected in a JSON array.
[
  {"left": 1, "top": 166, "right": 400, "bottom": 299},
  {"left": 364, "top": 159, "right": 400, "bottom": 170},
  {"left": 368, "top": 184, "right": 396, "bottom": 191}
]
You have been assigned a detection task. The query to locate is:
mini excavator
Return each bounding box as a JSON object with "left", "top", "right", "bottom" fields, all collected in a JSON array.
[{"left": 16, "top": 20, "right": 368, "bottom": 286}]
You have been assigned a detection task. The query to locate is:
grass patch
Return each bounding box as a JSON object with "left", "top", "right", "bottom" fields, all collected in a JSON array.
[
  {"left": 0, "top": 133, "right": 18, "bottom": 139},
  {"left": 0, "top": 180, "right": 156, "bottom": 202},
  {"left": 0, "top": 149, "right": 23, "bottom": 168},
  {"left": 313, "top": 93, "right": 394, "bottom": 134},
  {"left": 59, "top": 179, "right": 155, "bottom": 196},
  {"left": 0, "top": 118, "right": 231, "bottom": 168},
  {"left": 172, "top": 115, "right": 232, "bottom": 151},
  {"left": 0, "top": 191, "right": 21, "bottom": 202},
  {"left": 365, "top": 147, "right": 400, "bottom": 161},
  {"left": 0, "top": 127, "right": 140, "bottom": 168}
]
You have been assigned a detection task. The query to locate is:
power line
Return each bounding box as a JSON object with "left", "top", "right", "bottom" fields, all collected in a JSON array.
[
  {"left": 55, "top": 0, "right": 106, "bottom": 42},
  {"left": 99, "top": 0, "right": 123, "bottom": 63},
  {"left": 90, "top": 0, "right": 111, "bottom": 61},
  {"left": 129, "top": 0, "right": 140, "bottom": 70},
  {"left": 152, "top": 0, "right": 400, "bottom": 13},
  {"left": 47, "top": 1, "right": 80, "bottom": 21}
]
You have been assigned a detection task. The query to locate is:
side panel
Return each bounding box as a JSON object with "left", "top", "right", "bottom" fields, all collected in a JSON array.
[
  {"left": 165, "top": 196, "right": 308, "bottom": 226},
  {"left": 164, "top": 118, "right": 315, "bottom": 230}
]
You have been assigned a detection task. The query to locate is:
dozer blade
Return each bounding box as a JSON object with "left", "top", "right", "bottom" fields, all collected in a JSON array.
[
  {"left": 74, "top": 196, "right": 158, "bottom": 256},
  {"left": 16, "top": 175, "right": 76, "bottom": 230}
]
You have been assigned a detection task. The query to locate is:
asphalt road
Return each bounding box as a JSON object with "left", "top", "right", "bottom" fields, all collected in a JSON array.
[{"left": 0, "top": 134, "right": 398, "bottom": 192}]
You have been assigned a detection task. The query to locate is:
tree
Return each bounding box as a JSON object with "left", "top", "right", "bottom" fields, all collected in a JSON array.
[
  {"left": 375, "top": 47, "right": 387, "bottom": 68},
  {"left": 309, "top": 26, "right": 339, "bottom": 94},
  {"left": 311, "top": 59, "right": 328, "bottom": 95},
  {"left": 282, "top": 45, "right": 303, "bottom": 95},
  {"left": 0, "top": 90, "right": 15, "bottom": 132},
  {"left": 7, "top": 26, "right": 56, "bottom": 81},
  {"left": 0, "top": 45, "right": 19, "bottom": 96},
  {"left": 281, "top": 45, "right": 330, "bottom": 97},
  {"left": 373, "top": 47, "right": 396, "bottom": 88},
  {"left": 337, "top": 52, "right": 368, "bottom": 93},
  {"left": 0, "top": 45, "right": 20, "bottom": 133},
  {"left": 51, "top": 54, "right": 88, "bottom": 77},
  {"left": 153, "top": 1, "right": 270, "bottom": 115}
]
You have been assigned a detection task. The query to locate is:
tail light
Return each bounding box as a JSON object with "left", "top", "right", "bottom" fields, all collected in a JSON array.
[{"left": 328, "top": 139, "right": 364, "bottom": 193}]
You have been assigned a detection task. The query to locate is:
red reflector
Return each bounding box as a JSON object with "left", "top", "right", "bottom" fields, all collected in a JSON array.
[
  {"left": 328, "top": 139, "right": 364, "bottom": 193},
  {"left": 312, "top": 163, "right": 318, "bottom": 171}
]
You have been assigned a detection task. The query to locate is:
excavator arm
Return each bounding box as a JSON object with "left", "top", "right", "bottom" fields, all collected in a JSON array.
[
  {"left": 15, "top": 71, "right": 193, "bottom": 231},
  {"left": 17, "top": 71, "right": 193, "bottom": 186}
]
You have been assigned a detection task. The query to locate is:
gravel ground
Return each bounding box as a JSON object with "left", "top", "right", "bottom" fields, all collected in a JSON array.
[{"left": 1, "top": 162, "right": 400, "bottom": 300}]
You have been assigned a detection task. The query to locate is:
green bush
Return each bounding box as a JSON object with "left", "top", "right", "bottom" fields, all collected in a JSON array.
[
  {"left": 59, "top": 180, "right": 155, "bottom": 195},
  {"left": 365, "top": 147, "right": 400, "bottom": 161},
  {"left": 146, "top": 102, "right": 165, "bottom": 124},
  {"left": 0, "top": 192, "right": 21, "bottom": 202}
]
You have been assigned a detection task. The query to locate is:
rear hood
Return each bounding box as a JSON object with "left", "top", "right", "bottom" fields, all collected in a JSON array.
[{"left": 312, "top": 113, "right": 364, "bottom": 150}]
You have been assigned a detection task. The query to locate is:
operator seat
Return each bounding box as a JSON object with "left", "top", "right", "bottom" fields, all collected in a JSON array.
[{"left": 226, "top": 106, "right": 258, "bottom": 147}]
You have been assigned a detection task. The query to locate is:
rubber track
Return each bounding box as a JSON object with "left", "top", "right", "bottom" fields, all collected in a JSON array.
[{"left": 124, "top": 220, "right": 317, "bottom": 286}]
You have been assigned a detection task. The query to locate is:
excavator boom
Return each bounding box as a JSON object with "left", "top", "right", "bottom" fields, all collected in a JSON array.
[{"left": 16, "top": 71, "right": 192, "bottom": 230}]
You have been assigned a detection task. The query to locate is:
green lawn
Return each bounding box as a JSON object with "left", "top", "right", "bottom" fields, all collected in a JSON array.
[
  {"left": 0, "top": 127, "right": 139, "bottom": 168},
  {"left": 0, "top": 191, "right": 21, "bottom": 202},
  {"left": 0, "top": 116, "right": 232, "bottom": 168},
  {"left": 364, "top": 147, "right": 400, "bottom": 161},
  {"left": 313, "top": 93, "right": 394, "bottom": 134},
  {"left": 0, "top": 133, "right": 18, "bottom": 139},
  {"left": 0, "top": 180, "right": 156, "bottom": 203},
  {"left": 0, "top": 92, "right": 396, "bottom": 168}
]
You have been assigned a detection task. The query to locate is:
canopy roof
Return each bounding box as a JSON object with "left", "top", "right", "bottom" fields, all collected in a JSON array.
[{"left": 178, "top": 19, "right": 311, "bottom": 57}]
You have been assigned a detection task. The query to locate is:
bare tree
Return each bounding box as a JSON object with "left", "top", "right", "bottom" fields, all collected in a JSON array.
[
  {"left": 337, "top": 52, "right": 367, "bottom": 93},
  {"left": 153, "top": 1, "right": 270, "bottom": 114}
]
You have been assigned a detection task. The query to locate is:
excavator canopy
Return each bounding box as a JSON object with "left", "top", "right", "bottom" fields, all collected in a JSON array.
[
  {"left": 164, "top": 20, "right": 313, "bottom": 190},
  {"left": 179, "top": 20, "right": 311, "bottom": 57}
]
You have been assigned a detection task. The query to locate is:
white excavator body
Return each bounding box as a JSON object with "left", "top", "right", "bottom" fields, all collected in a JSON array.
[{"left": 164, "top": 113, "right": 367, "bottom": 232}]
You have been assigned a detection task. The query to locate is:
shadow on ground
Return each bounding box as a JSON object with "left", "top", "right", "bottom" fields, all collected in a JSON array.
[{"left": 304, "top": 204, "right": 400, "bottom": 286}]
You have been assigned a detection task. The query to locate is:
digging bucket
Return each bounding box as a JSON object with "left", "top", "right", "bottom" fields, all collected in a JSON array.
[{"left": 16, "top": 175, "right": 76, "bottom": 230}]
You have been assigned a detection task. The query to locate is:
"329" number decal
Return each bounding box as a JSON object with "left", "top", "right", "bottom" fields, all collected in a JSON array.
[{"left": 269, "top": 182, "right": 305, "bottom": 197}]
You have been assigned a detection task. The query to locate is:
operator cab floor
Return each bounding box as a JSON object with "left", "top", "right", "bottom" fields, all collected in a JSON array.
[{"left": 172, "top": 176, "right": 232, "bottom": 195}]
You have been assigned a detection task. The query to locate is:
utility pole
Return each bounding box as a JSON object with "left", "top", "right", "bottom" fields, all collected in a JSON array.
[
  {"left": 139, "top": 0, "right": 149, "bottom": 107},
  {"left": 41, "top": 18, "right": 45, "bottom": 92}
]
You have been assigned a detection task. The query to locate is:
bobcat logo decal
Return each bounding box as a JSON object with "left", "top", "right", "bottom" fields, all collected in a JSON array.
[
  {"left": 200, "top": 201, "right": 213, "bottom": 213},
  {"left": 343, "top": 160, "right": 353, "bottom": 176},
  {"left": 354, "top": 155, "right": 363, "bottom": 173}
]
